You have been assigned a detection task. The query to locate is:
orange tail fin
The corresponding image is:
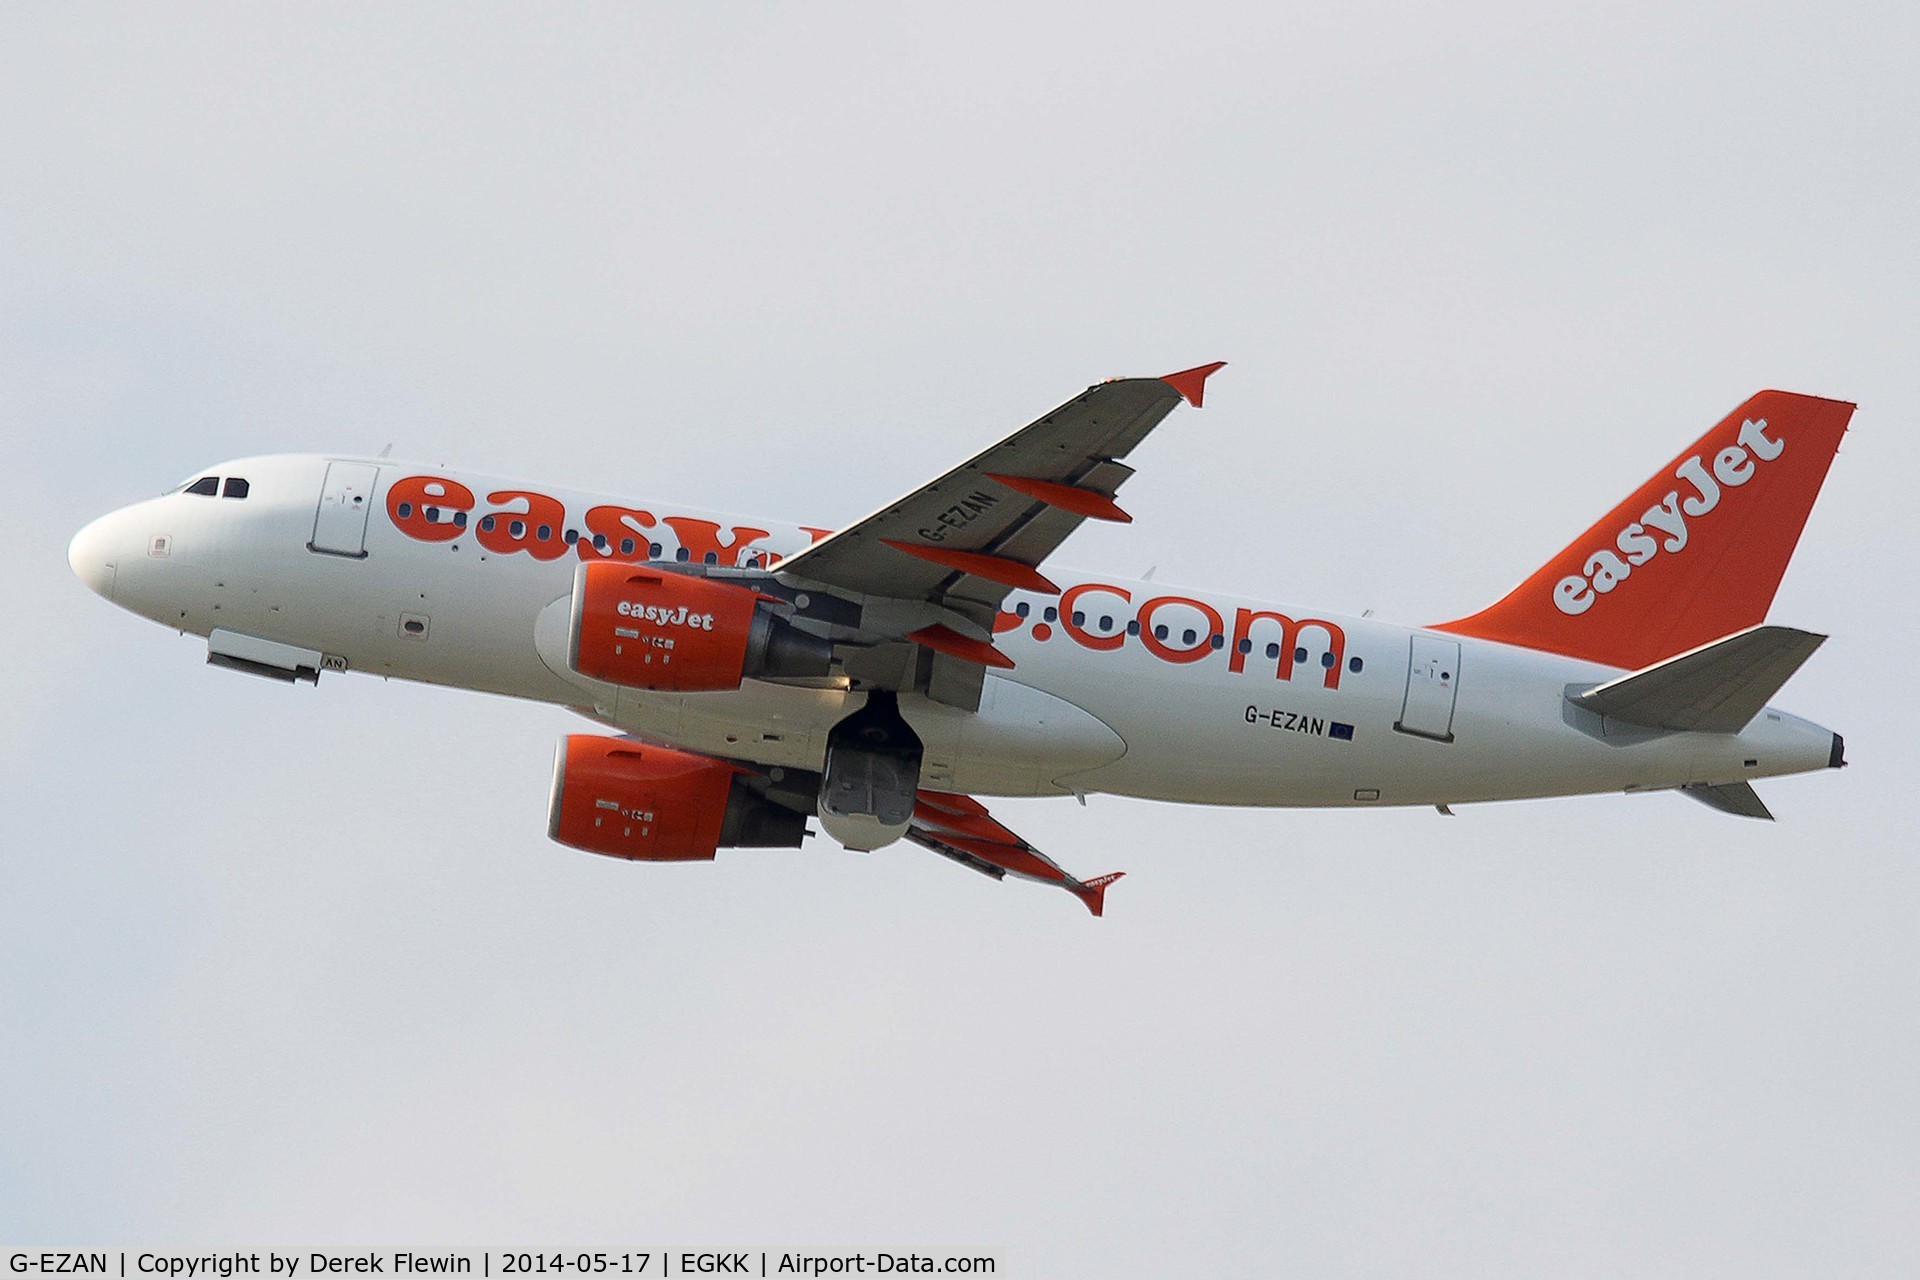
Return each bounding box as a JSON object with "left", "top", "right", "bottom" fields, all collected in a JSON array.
[{"left": 1435, "top": 390, "right": 1852, "bottom": 670}]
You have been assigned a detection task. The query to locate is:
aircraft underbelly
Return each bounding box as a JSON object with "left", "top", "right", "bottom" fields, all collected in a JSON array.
[
  {"left": 913, "top": 678, "right": 1127, "bottom": 795},
  {"left": 586, "top": 677, "right": 1127, "bottom": 798}
]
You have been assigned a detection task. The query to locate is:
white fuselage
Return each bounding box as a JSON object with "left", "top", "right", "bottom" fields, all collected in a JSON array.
[{"left": 69, "top": 453, "right": 1839, "bottom": 808}]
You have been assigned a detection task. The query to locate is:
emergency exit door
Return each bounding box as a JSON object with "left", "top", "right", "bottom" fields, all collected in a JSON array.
[
  {"left": 309, "top": 462, "right": 379, "bottom": 558},
  {"left": 1395, "top": 634, "right": 1460, "bottom": 742}
]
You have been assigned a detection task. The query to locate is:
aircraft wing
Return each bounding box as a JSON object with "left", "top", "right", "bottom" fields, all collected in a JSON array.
[
  {"left": 722, "top": 761, "right": 1123, "bottom": 915},
  {"left": 773, "top": 363, "right": 1225, "bottom": 632},
  {"left": 906, "top": 790, "right": 1123, "bottom": 917}
]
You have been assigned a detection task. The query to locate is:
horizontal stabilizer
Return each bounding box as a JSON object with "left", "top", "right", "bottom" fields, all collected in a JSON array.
[
  {"left": 1681, "top": 781, "right": 1775, "bottom": 820},
  {"left": 1569, "top": 625, "right": 1825, "bottom": 733}
]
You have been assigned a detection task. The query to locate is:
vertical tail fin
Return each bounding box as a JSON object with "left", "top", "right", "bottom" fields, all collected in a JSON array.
[{"left": 1436, "top": 390, "right": 1852, "bottom": 670}]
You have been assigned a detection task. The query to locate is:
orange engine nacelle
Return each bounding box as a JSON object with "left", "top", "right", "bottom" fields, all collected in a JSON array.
[
  {"left": 567, "top": 562, "right": 833, "bottom": 692},
  {"left": 547, "top": 735, "right": 808, "bottom": 861}
]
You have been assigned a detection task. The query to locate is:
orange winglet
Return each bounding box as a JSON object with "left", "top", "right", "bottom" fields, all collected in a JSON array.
[
  {"left": 905, "top": 624, "right": 1016, "bottom": 670},
  {"left": 1073, "top": 871, "right": 1125, "bottom": 918},
  {"left": 1161, "top": 361, "right": 1227, "bottom": 408},
  {"left": 985, "top": 474, "right": 1132, "bottom": 523},
  {"left": 882, "top": 540, "right": 1060, "bottom": 593}
]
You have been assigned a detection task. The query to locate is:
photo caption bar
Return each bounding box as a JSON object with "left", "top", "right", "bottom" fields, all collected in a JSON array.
[{"left": 3, "top": 1251, "right": 1003, "bottom": 1280}]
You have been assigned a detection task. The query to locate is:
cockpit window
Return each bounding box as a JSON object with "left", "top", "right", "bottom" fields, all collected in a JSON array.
[
  {"left": 185, "top": 476, "right": 219, "bottom": 496},
  {"left": 222, "top": 477, "right": 250, "bottom": 499}
]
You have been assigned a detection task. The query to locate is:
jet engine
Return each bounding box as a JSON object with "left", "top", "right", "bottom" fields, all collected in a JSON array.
[
  {"left": 567, "top": 562, "right": 833, "bottom": 692},
  {"left": 548, "top": 734, "right": 808, "bottom": 861}
]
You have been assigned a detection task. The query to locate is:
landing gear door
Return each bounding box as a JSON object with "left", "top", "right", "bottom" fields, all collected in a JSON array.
[
  {"left": 1395, "top": 634, "right": 1460, "bottom": 742},
  {"left": 310, "top": 461, "right": 379, "bottom": 558}
]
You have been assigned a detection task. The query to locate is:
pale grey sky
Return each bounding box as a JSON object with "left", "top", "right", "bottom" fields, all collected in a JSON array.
[{"left": 4, "top": 3, "right": 1917, "bottom": 1273}]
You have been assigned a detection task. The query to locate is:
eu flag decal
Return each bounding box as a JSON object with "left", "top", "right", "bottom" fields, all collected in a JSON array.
[{"left": 1329, "top": 721, "right": 1355, "bottom": 741}]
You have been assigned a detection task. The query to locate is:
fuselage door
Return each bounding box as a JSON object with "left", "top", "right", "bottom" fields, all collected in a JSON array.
[
  {"left": 1395, "top": 634, "right": 1460, "bottom": 742},
  {"left": 309, "top": 461, "right": 379, "bottom": 558}
]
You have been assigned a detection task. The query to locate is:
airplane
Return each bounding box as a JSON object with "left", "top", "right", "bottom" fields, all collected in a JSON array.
[{"left": 68, "top": 364, "right": 1852, "bottom": 915}]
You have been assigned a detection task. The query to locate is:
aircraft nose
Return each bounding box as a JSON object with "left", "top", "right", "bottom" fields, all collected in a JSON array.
[{"left": 69, "top": 512, "right": 120, "bottom": 600}]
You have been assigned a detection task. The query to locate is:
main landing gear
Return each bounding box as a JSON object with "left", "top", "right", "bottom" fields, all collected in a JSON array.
[{"left": 817, "top": 691, "right": 923, "bottom": 851}]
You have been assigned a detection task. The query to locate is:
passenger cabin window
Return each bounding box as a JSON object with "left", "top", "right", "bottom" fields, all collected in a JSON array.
[
  {"left": 222, "top": 477, "right": 250, "bottom": 499},
  {"left": 186, "top": 476, "right": 219, "bottom": 496}
]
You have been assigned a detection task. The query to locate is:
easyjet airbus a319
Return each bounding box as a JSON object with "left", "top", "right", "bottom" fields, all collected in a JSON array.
[{"left": 70, "top": 365, "right": 1852, "bottom": 914}]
